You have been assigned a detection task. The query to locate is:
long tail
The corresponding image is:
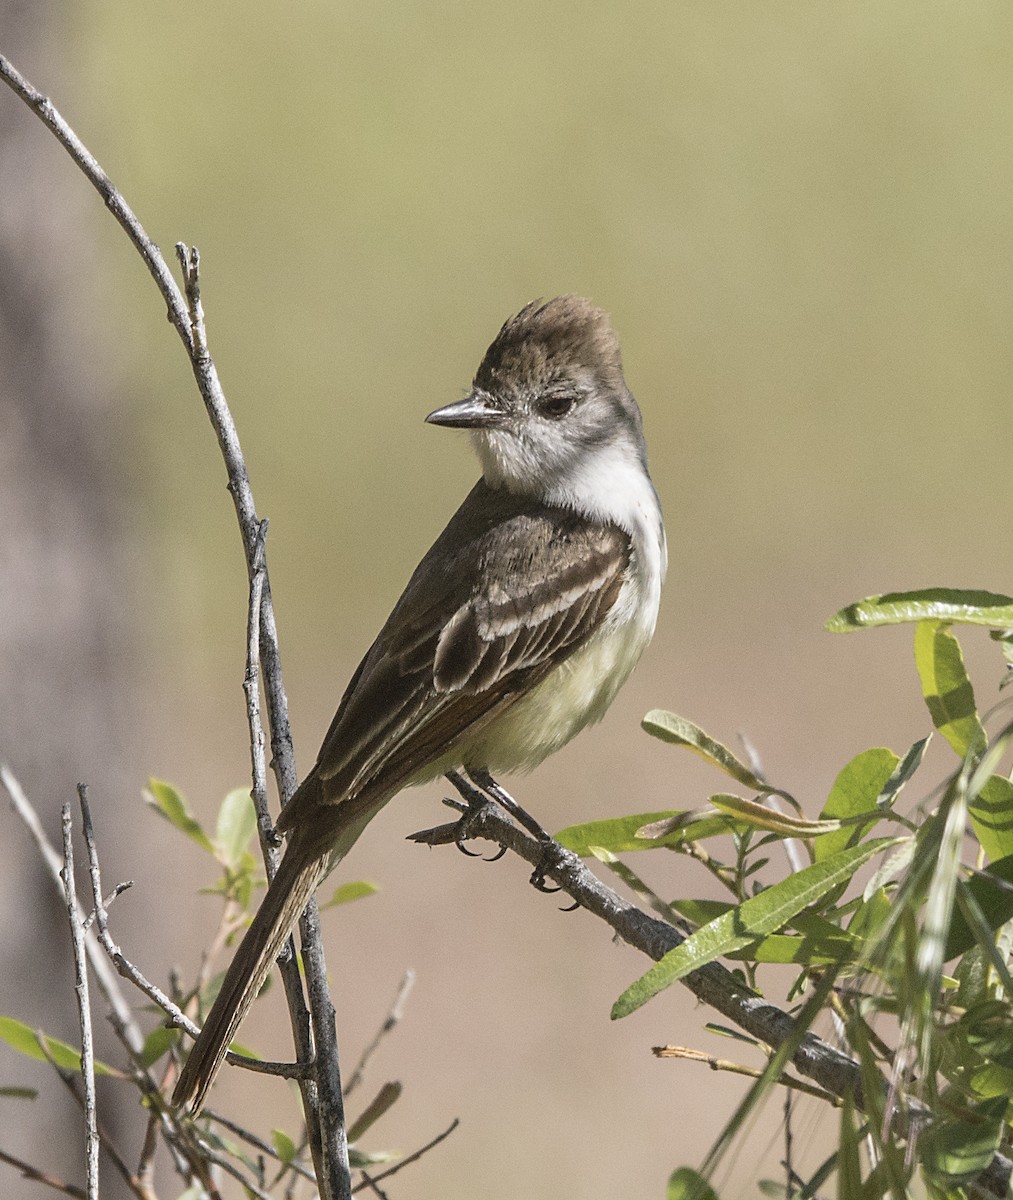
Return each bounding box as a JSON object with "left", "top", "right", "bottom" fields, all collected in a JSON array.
[{"left": 172, "top": 847, "right": 327, "bottom": 1115}]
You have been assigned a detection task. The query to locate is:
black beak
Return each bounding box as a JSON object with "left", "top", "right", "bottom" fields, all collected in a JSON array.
[{"left": 425, "top": 392, "right": 506, "bottom": 429}]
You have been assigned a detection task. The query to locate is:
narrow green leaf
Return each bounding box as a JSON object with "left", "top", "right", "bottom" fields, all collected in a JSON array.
[
  {"left": 0, "top": 1016, "right": 113, "bottom": 1075},
  {"left": 945, "top": 854, "right": 1013, "bottom": 960},
  {"left": 320, "top": 880, "right": 379, "bottom": 910},
  {"left": 555, "top": 811, "right": 735, "bottom": 855},
  {"left": 709, "top": 793, "right": 840, "bottom": 838},
  {"left": 727, "top": 930, "right": 859, "bottom": 966},
  {"left": 968, "top": 775, "right": 1013, "bottom": 863},
  {"left": 877, "top": 736, "right": 931, "bottom": 808},
  {"left": 920, "top": 1094, "right": 1007, "bottom": 1188},
  {"left": 815, "top": 748, "right": 899, "bottom": 862},
  {"left": 271, "top": 1129, "right": 297, "bottom": 1165},
  {"left": 667, "top": 1167, "right": 720, "bottom": 1200},
  {"left": 668, "top": 899, "right": 732, "bottom": 925},
  {"left": 641, "top": 711, "right": 768, "bottom": 791},
  {"left": 144, "top": 778, "right": 214, "bottom": 853},
  {"left": 140, "top": 1024, "right": 179, "bottom": 1068},
  {"left": 214, "top": 788, "right": 257, "bottom": 870},
  {"left": 348, "top": 1081, "right": 402, "bottom": 1143},
  {"left": 914, "top": 622, "right": 985, "bottom": 759},
  {"left": 826, "top": 589, "right": 1013, "bottom": 632},
  {"left": 837, "top": 1095, "right": 862, "bottom": 1198},
  {"left": 0, "top": 1087, "right": 38, "bottom": 1099},
  {"left": 612, "top": 838, "right": 900, "bottom": 1017}
]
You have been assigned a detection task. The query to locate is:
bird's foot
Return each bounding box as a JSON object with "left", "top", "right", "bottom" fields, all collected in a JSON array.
[
  {"left": 444, "top": 770, "right": 508, "bottom": 861},
  {"left": 464, "top": 768, "right": 571, "bottom": 895}
]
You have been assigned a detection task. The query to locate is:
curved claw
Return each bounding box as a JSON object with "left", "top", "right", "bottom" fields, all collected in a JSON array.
[
  {"left": 529, "top": 870, "right": 563, "bottom": 894},
  {"left": 483, "top": 844, "right": 508, "bottom": 863},
  {"left": 455, "top": 838, "right": 484, "bottom": 858},
  {"left": 558, "top": 898, "right": 581, "bottom": 913}
]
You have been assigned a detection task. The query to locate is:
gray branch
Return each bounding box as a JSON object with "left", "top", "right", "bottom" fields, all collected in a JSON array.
[
  {"left": 60, "top": 797, "right": 99, "bottom": 1200},
  {"left": 410, "top": 800, "right": 1012, "bottom": 1200},
  {"left": 0, "top": 52, "right": 347, "bottom": 1199}
]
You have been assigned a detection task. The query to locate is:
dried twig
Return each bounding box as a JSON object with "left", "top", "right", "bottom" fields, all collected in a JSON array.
[
  {"left": 0, "top": 54, "right": 350, "bottom": 1195},
  {"left": 60, "top": 798, "right": 98, "bottom": 1200},
  {"left": 204, "top": 1109, "right": 317, "bottom": 1185},
  {"left": 652, "top": 1044, "right": 840, "bottom": 1105},
  {"left": 350, "top": 1118, "right": 460, "bottom": 1194},
  {"left": 0, "top": 1147, "right": 86, "bottom": 1199},
  {"left": 345, "top": 970, "right": 415, "bottom": 1098}
]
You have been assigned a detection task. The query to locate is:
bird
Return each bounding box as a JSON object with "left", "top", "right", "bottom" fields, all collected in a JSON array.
[{"left": 172, "top": 295, "right": 667, "bottom": 1114}]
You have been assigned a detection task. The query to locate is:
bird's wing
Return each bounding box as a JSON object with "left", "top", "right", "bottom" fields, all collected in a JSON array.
[{"left": 278, "top": 482, "right": 630, "bottom": 830}]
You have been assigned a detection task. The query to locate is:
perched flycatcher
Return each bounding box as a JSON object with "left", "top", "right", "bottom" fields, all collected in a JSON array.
[{"left": 173, "top": 296, "right": 667, "bottom": 1113}]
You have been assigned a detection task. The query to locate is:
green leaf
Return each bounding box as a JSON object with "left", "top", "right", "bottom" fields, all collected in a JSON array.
[
  {"left": 968, "top": 775, "right": 1013, "bottom": 863},
  {"left": 838, "top": 1094, "right": 862, "bottom": 1200},
  {"left": 0, "top": 1087, "right": 38, "bottom": 1099},
  {"left": 914, "top": 622, "right": 986, "bottom": 759},
  {"left": 920, "top": 1094, "right": 1007, "bottom": 1188},
  {"left": 555, "top": 811, "right": 736, "bottom": 855},
  {"left": 815, "top": 748, "right": 899, "bottom": 862},
  {"left": 348, "top": 1081, "right": 402, "bottom": 1143},
  {"left": 320, "top": 880, "right": 379, "bottom": 911},
  {"left": 728, "top": 930, "right": 859, "bottom": 966},
  {"left": 140, "top": 1024, "right": 179, "bottom": 1068},
  {"left": 668, "top": 904, "right": 858, "bottom": 965},
  {"left": 668, "top": 898, "right": 732, "bottom": 925},
  {"left": 271, "top": 1128, "right": 297, "bottom": 1165},
  {"left": 641, "top": 711, "right": 769, "bottom": 791},
  {"left": 877, "top": 736, "right": 931, "bottom": 808},
  {"left": 144, "top": 778, "right": 213, "bottom": 853},
  {"left": 667, "top": 1167, "right": 720, "bottom": 1200},
  {"left": 945, "top": 855, "right": 1013, "bottom": 960},
  {"left": 214, "top": 788, "right": 257, "bottom": 871},
  {"left": 611, "top": 838, "right": 900, "bottom": 1018},
  {"left": 826, "top": 588, "right": 1013, "bottom": 633},
  {"left": 0, "top": 1016, "right": 113, "bottom": 1075}
]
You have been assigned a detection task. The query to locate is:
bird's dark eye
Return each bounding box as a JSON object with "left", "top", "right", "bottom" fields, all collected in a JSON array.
[{"left": 537, "top": 392, "right": 576, "bottom": 420}]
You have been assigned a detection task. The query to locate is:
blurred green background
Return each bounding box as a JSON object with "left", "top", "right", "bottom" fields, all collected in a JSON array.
[{"left": 3, "top": 3, "right": 1012, "bottom": 1197}]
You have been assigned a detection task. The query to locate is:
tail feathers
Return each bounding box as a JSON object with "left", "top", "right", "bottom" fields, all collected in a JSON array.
[{"left": 172, "top": 851, "right": 326, "bottom": 1115}]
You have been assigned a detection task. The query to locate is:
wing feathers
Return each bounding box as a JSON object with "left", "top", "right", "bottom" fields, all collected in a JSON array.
[{"left": 300, "top": 481, "right": 632, "bottom": 811}]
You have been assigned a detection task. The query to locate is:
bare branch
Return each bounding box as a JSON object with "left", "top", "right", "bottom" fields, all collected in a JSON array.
[
  {"left": 1, "top": 765, "right": 146, "bottom": 1057},
  {"left": 203, "top": 1110, "right": 317, "bottom": 1185},
  {"left": 0, "top": 58, "right": 348, "bottom": 1193},
  {"left": 0, "top": 1147, "right": 86, "bottom": 1199},
  {"left": 345, "top": 970, "right": 415, "bottom": 1098},
  {"left": 60, "top": 798, "right": 99, "bottom": 1200},
  {"left": 350, "top": 1118, "right": 460, "bottom": 1194},
  {"left": 652, "top": 1044, "right": 840, "bottom": 1105}
]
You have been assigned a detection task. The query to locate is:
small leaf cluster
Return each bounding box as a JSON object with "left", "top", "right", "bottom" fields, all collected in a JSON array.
[{"left": 558, "top": 588, "right": 1013, "bottom": 1198}]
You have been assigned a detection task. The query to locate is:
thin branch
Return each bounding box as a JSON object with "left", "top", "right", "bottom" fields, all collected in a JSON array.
[
  {"left": 410, "top": 800, "right": 1013, "bottom": 1199},
  {"left": 0, "top": 48, "right": 353, "bottom": 1199},
  {"left": 1, "top": 765, "right": 145, "bottom": 1057},
  {"left": 350, "top": 1118, "right": 460, "bottom": 1194},
  {"left": 203, "top": 1110, "right": 317, "bottom": 1185},
  {"left": 652, "top": 1045, "right": 840, "bottom": 1105},
  {"left": 345, "top": 970, "right": 415, "bottom": 1098},
  {"left": 32, "top": 1030, "right": 153, "bottom": 1200},
  {"left": 60, "top": 799, "right": 98, "bottom": 1200},
  {"left": 300, "top": 898, "right": 351, "bottom": 1199},
  {"left": 0, "top": 1147, "right": 86, "bottom": 1199}
]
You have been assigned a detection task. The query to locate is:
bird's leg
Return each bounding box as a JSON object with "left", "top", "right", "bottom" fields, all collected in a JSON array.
[
  {"left": 444, "top": 770, "right": 507, "bottom": 861},
  {"left": 465, "top": 768, "right": 562, "bottom": 892}
]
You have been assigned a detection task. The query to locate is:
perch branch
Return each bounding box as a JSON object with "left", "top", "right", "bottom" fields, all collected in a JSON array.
[
  {"left": 410, "top": 800, "right": 1012, "bottom": 1199},
  {"left": 0, "top": 54, "right": 348, "bottom": 1196}
]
